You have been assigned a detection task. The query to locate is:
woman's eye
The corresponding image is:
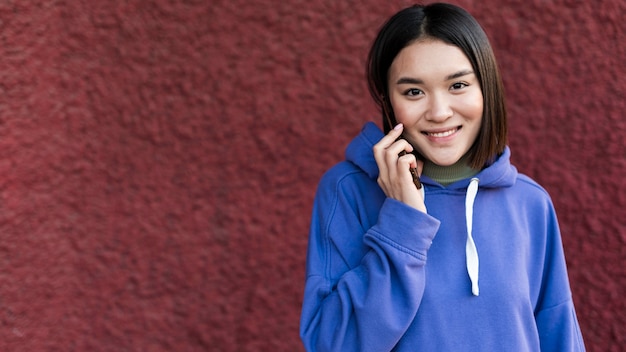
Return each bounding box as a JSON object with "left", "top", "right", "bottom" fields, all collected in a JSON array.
[
  {"left": 404, "top": 88, "right": 423, "bottom": 96},
  {"left": 450, "top": 82, "right": 468, "bottom": 90}
]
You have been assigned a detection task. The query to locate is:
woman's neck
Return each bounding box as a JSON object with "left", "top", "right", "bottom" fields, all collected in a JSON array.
[{"left": 422, "top": 153, "right": 479, "bottom": 186}]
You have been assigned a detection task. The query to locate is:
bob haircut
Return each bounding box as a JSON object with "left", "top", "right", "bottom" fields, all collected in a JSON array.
[{"left": 367, "top": 3, "right": 507, "bottom": 169}]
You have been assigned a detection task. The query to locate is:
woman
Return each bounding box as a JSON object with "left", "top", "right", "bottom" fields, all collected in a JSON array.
[{"left": 300, "top": 3, "right": 585, "bottom": 351}]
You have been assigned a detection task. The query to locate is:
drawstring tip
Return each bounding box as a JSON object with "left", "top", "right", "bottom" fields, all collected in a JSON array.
[{"left": 472, "top": 285, "right": 479, "bottom": 296}]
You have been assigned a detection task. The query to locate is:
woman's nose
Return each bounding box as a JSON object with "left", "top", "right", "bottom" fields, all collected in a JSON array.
[{"left": 425, "top": 93, "right": 453, "bottom": 122}]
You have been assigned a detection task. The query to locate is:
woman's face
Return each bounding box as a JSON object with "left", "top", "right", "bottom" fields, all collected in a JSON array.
[{"left": 388, "top": 39, "right": 484, "bottom": 166}]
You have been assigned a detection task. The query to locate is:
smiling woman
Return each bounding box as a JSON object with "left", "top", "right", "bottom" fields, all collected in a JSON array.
[{"left": 300, "top": 2, "right": 586, "bottom": 352}]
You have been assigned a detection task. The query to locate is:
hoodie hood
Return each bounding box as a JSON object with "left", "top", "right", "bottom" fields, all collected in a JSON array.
[
  {"left": 345, "top": 122, "right": 518, "bottom": 296},
  {"left": 345, "top": 122, "right": 518, "bottom": 190}
]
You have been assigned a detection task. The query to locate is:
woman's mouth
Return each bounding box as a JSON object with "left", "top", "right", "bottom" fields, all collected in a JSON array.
[{"left": 423, "top": 126, "right": 461, "bottom": 138}]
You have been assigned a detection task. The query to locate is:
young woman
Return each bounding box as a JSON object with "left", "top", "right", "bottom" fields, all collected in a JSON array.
[{"left": 300, "top": 3, "right": 585, "bottom": 351}]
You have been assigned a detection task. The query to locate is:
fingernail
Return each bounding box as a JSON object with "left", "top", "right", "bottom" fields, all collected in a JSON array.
[{"left": 394, "top": 123, "right": 403, "bottom": 130}]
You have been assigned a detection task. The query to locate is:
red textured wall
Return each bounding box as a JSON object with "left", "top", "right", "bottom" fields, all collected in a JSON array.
[{"left": 0, "top": 0, "right": 623, "bottom": 351}]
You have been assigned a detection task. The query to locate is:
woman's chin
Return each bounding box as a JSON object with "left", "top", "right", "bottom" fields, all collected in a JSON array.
[{"left": 426, "top": 155, "right": 462, "bottom": 167}]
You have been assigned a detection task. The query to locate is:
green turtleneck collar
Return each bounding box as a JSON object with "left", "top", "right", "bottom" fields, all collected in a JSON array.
[{"left": 422, "top": 153, "right": 479, "bottom": 186}]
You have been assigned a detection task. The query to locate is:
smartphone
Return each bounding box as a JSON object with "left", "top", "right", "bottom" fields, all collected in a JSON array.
[
  {"left": 398, "top": 148, "right": 422, "bottom": 190},
  {"left": 382, "top": 97, "right": 422, "bottom": 190}
]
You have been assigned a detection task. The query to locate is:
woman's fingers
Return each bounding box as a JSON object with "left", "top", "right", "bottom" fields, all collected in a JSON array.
[
  {"left": 373, "top": 124, "right": 426, "bottom": 211},
  {"left": 374, "top": 125, "right": 403, "bottom": 183},
  {"left": 373, "top": 124, "right": 426, "bottom": 212},
  {"left": 396, "top": 150, "right": 419, "bottom": 186},
  {"left": 373, "top": 124, "right": 404, "bottom": 161},
  {"left": 374, "top": 124, "right": 402, "bottom": 187}
]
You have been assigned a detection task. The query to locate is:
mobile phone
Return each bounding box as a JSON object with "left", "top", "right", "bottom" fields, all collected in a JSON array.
[
  {"left": 399, "top": 149, "right": 422, "bottom": 190},
  {"left": 382, "top": 97, "right": 422, "bottom": 190}
]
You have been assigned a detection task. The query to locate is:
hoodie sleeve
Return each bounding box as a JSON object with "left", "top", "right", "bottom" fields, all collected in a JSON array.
[
  {"left": 300, "top": 171, "right": 440, "bottom": 352},
  {"left": 534, "top": 200, "right": 586, "bottom": 351}
]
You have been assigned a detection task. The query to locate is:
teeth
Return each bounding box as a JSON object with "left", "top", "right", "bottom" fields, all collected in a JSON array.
[{"left": 428, "top": 128, "right": 457, "bottom": 137}]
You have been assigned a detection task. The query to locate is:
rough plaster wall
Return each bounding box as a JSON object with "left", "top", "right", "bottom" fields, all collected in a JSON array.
[{"left": 0, "top": 0, "right": 623, "bottom": 351}]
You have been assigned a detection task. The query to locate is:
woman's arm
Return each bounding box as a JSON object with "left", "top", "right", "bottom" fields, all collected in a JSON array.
[
  {"left": 300, "top": 182, "right": 439, "bottom": 351},
  {"left": 534, "top": 201, "right": 586, "bottom": 351}
]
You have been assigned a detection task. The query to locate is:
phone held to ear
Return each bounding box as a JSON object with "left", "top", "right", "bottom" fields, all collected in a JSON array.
[
  {"left": 399, "top": 149, "right": 422, "bottom": 190},
  {"left": 382, "top": 96, "right": 422, "bottom": 190}
]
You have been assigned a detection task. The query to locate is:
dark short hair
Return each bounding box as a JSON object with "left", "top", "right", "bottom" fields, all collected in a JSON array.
[{"left": 366, "top": 3, "right": 507, "bottom": 169}]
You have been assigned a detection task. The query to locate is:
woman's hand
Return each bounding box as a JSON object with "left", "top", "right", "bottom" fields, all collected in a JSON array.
[{"left": 373, "top": 124, "right": 426, "bottom": 212}]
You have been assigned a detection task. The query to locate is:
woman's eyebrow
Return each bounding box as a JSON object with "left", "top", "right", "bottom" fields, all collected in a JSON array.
[
  {"left": 395, "top": 77, "right": 424, "bottom": 85},
  {"left": 395, "top": 69, "right": 475, "bottom": 85},
  {"left": 446, "top": 69, "right": 474, "bottom": 80}
]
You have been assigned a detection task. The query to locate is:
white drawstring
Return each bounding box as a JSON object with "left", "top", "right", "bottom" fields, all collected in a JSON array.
[{"left": 465, "top": 178, "right": 480, "bottom": 296}]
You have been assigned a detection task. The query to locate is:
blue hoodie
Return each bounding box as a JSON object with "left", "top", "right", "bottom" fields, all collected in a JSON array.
[{"left": 300, "top": 122, "right": 585, "bottom": 351}]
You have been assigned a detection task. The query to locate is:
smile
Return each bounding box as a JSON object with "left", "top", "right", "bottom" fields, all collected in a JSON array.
[{"left": 423, "top": 126, "right": 461, "bottom": 138}]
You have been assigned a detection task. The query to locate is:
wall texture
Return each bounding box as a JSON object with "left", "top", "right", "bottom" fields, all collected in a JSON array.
[{"left": 0, "top": 0, "right": 623, "bottom": 351}]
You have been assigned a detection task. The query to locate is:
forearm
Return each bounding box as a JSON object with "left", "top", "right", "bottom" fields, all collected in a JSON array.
[{"left": 300, "top": 199, "right": 439, "bottom": 351}]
